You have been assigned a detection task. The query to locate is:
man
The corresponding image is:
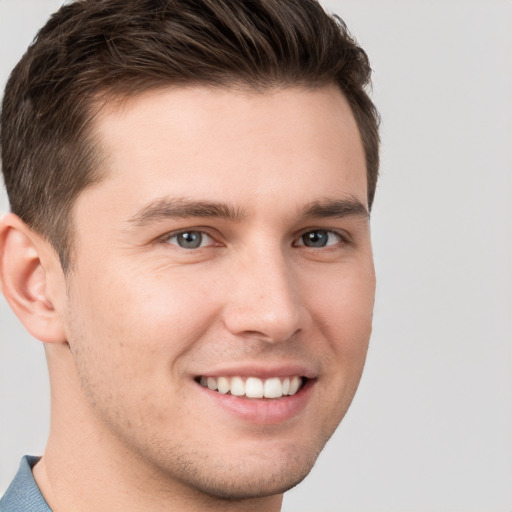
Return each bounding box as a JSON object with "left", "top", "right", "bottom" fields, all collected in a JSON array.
[{"left": 0, "top": 0, "right": 379, "bottom": 510}]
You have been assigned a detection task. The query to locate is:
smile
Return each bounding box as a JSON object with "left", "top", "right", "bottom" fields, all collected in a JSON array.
[{"left": 197, "top": 375, "right": 305, "bottom": 399}]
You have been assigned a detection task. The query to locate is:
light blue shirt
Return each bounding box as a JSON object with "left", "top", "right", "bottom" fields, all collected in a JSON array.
[{"left": 0, "top": 456, "right": 51, "bottom": 511}]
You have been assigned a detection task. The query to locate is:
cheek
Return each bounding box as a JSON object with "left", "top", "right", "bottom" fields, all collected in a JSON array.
[
  {"left": 67, "top": 264, "right": 234, "bottom": 422},
  {"left": 308, "top": 260, "right": 375, "bottom": 339},
  {"left": 64, "top": 266, "right": 221, "bottom": 429},
  {"left": 304, "top": 260, "right": 375, "bottom": 400},
  {"left": 73, "top": 261, "right": 221, "bottom": 350}
]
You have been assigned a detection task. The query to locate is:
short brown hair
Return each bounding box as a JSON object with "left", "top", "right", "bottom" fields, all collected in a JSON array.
[{"left": 1, "top": 0, "right": 380, "bottom": 271}]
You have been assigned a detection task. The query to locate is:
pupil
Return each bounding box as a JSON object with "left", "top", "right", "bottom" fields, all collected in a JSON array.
[
  {"left": 178, "top": 231, "right": 202, "bottom": 248},
  {"left": 304, "top": 230, "right": 327, "bottom": 247}
]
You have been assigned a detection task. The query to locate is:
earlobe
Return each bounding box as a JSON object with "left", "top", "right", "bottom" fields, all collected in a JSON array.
[{"left": 0, "top": 213, "right": 67, "bottom": 344}]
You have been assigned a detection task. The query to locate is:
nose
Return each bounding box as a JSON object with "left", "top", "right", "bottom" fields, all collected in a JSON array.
[{"left": 222, "top": 247, "right": 309, "bottom": 343}]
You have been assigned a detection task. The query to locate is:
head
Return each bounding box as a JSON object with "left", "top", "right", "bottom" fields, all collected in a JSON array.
[{"left": 0, "top": 0, "right": 379, "bottom": 508}]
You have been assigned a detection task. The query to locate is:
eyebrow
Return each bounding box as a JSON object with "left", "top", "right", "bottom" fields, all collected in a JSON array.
[
  {"left": 127, "top": 195, "right": 369, "bottom": 227},
  {"left": 127, "top": 197, "right": 246, "bottom": 226},
  {"left": 299, "top": 197, "right": 369, "bottom": 220}
]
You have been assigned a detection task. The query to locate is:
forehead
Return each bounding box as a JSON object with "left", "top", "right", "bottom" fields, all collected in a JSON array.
[{"left": 79, "top": 85, "right": 367, "bottom": 220}]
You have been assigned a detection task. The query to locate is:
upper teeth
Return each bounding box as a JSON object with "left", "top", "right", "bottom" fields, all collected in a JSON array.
[{"left": 199, "top": 376, "right": 303, "bottom": 398}]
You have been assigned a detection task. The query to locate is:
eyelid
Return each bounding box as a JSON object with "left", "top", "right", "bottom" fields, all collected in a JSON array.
[
  {"left": 160, "top": 228, "right": 221, "bottom": 248},
  {"left": 293, "top": 228, "right": 351, "bottom": 247},
  {"left": 155, "top": 226, "right": 351, "bottom": 248}
]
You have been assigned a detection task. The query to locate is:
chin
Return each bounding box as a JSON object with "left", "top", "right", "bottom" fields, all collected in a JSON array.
[
  {"left": 165, "top": 439, "right": 325, "bottom": 502},
  {"left": 187, "top": 459, "right": 315, "bottom": 501}
]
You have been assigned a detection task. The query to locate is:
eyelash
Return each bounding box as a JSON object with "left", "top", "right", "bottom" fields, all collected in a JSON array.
[
  {"left": 295, "top": 230, "right": 351, "bottom": 248},
  {"left": 163, "top": 230, "right": 217, "bottom": 249},
  {"left": 161, "top": 228, "right": 350, "bottom": 250}
]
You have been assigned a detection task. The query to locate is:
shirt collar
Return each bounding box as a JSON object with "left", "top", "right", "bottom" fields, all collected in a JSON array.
[{"left": 0, "top": 456, "right": 52, "bottom": 512}]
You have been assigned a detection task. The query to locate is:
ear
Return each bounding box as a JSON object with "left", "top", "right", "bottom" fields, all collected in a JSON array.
[{"left": 0, "top": 213, "right": 67, "bottom": 344}]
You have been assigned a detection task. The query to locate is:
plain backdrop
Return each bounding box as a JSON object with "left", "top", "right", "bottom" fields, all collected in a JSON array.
[{"left": 1, "top": 1, "right": 511, "bottom": 511}]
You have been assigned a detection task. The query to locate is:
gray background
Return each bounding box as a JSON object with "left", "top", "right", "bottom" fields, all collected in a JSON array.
[{"left": 1, "top": 1, "right": 511, "bottom": 511}]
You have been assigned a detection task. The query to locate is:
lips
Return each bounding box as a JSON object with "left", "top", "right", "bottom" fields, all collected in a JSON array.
[
  {"left": 193, "top": 365, "right": 316, "bottom": 424},
  {"left": 198, "top": 375, "right": 304, "bottom": 398}
]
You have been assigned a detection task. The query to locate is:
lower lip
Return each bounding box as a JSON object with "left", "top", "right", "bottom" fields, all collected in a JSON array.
[{"left": 196, "top": 379, "right": 315, "bottom": 425}]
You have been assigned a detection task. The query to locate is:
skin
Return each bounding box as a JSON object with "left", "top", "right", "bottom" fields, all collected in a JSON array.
[{"left": 0, "top": 84, "right": 375, "bottom": 512}]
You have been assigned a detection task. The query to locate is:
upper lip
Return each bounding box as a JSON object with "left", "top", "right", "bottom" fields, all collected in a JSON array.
[{"left": 193, "top": 363, "right": 318, "bottom": 380}]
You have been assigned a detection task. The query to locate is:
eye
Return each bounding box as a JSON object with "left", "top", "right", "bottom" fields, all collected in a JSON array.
[
  {"left": 295, "top": 229, "right": 344, "bottom": 248},
  {"left": 166, "top": 230, "right": 214, "bottom": 249}
]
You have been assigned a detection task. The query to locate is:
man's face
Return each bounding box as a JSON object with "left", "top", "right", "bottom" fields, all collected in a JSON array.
[{"left": 60, "top": 85, "right": 375, "bottom": 499}]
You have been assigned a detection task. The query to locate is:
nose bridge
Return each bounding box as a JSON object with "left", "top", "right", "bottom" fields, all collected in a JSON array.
[{"left": 223, "top": 242, "right": 305, "bottom": 342}]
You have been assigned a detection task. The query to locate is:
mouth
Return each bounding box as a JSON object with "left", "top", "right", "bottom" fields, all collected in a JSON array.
[
  {"left": 195, "top": 375, "right": 307, "bottom": 399},
  {"left": 193, "top": 371, "right": 315, "bottom": 424}
]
